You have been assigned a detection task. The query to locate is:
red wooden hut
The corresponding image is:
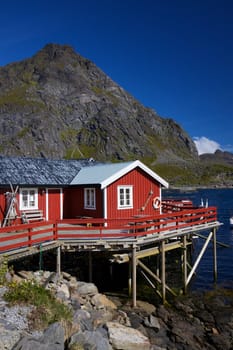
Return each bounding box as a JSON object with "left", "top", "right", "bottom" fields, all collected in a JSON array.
[{"left": 0, "top": 157, "right": 168, "bottom": 226}]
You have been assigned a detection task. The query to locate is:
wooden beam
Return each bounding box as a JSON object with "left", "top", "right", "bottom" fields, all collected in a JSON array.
[
  {"left": 213, "top": 228, "right": 217, "bottom": 283},
  {"left": 132, "top": 246, "right": 137, "bottom": 308},
  {"left": 56, "top": 245, "right": 61, "bottom": 275},
  {"left": 137, "top": 259, "right": 176, "bottom": 296},
  {"left": 186, "top": 231, "right": 213, "bottom": 286}
]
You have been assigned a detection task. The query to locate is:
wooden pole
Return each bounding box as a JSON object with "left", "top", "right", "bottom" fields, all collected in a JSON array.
[
  {"left": 213, "top": 228, "right": 217, "bottom": 283},
  {"left": 56, "top": 246, "right": 61, "bottom": 275},
  {"left": 128, "top": 261, "right": 132, "bottom": 297},
  {"left": 132, "top": 245, "right": 137, "bottom": 307},
  {"left": 161, "top": 240, "right": 166, "bottom": 304},
  {"left": 183, "top": 235, "right": 188, "bottom": 294},
  {"left": 88, "top": 251, "right": 93, "bottom": 282}
]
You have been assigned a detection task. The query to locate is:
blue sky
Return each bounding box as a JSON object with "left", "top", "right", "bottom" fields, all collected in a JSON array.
[{"left": 0, "top": 0, "right": 232, "bottom": 154}]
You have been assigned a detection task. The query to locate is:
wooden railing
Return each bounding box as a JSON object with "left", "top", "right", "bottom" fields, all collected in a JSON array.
[
  {"left": 57, "top": 207, "right": 217, "bottom": 240},
  {"left": 0, "top": 207, "right": 218, "bottom": 254},
  {"left": 0, "top": 221, "right": 56, "bottom": 252}
]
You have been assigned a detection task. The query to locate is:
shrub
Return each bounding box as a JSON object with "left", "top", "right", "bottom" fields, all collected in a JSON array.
[{"left": 4, "top": 280, "right": 72, "bottom": 330}]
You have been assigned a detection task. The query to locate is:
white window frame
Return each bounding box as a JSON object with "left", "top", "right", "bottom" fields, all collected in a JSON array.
[
  {"left": 19, "top": 188, "right": 38, "bottom": 210},
  {"left": 117, "top": 185, "right": 133, "bottom": 209},
  {"left": 84, "top": 188, "right": 96, "bottom": 210}
]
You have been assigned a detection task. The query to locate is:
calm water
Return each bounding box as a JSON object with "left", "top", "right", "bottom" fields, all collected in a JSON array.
[{"left": 163, "top": 188, "right": 233, "bottom": 290}]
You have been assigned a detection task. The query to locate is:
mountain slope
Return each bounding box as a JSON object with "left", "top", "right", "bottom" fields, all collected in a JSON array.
[{"left": 0, "top": 43, "right": 198, "bottom": 165}]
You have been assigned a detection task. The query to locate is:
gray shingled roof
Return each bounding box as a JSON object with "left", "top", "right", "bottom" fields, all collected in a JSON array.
[{"left": 0, "top": 156, "right": 97, "bottom": 186}]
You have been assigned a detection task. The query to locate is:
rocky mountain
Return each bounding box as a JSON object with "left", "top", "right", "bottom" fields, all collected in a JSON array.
[
  {"left": 0, "top": 43, "right": 232, "bottom": 186},
  {"left": 0, "top": 43, "right": 197, "bottom": 165},
  {"left": 200, "top": 150, "right": 233, "bottom": 166}
]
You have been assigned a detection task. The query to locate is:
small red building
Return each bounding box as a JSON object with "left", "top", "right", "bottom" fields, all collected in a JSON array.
[{"left": 0, "top": 157, "right": 168, "bottom": 225}]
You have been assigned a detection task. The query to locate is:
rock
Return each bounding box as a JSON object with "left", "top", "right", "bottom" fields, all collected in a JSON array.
[
  {"left": 0, "top": 328, "right": 22, "bottom": 350},
  {"left": 135, "top": 300, "right": 156, "bottom": 315},
  {"left": 62, "top": 271, "right": 72, "bottom": 280},
  {"left": 12, "top": 322, "right": 65, "bottom": 350},
  {"left": 16, "top": 270, "right": 34, "bottom": 280},
  {"left": 56, "top": 283, "right": 70, "bottom": 300},
  {"left": 2, "top": 269, "right": 233, "bottom": 350},
  {"left": 91, "top": 293, "right": 117, "bottom": 310},
  {"left": 73, "top": 309, "right": 92, "bottom": 331},
  {"left": 114, "top": 310, "right": 131, "bottom": 327},
  {"left": 76, "top": 282, "right": 98, "bottom": 295},
  {"left": 106, "top": 321, "right": 151, "bottom": 350},
  {"left": 91, "top": 309, "right": 115, "bottom": 329},
  {"left": 43, "top": 272, "right": 61, "bottom": 288},
  {"left": 144, "top": 314, "right": 160, "bottom": 331},
  {"left": 41, "top": 322, "right": 65, "bottom": 346},
  {"left": 68, "top": 330, "right": 112, "bottom": 350}
]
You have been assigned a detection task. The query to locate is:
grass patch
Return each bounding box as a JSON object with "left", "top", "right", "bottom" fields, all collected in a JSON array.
[{"left": 4, "top": 280, "right": 72, "bottom": 330}]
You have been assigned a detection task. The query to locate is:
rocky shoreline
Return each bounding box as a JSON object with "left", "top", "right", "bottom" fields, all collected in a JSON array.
[{"left": 0, "top": 270, "right": 232, "bottom": 349}]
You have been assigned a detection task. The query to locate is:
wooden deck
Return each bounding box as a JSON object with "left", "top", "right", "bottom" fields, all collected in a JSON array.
[
  {"left": 0, "top": 206, "right": 223, "bottom": 304},
  {"left": 0, "top": 206, "right": 221, "bottom": 260}
]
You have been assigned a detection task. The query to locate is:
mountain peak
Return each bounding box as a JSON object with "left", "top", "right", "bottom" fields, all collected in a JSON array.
[
  {"left": 0, "top": 44, "right": 198, "bottom": 175},
  {"left": 35, "top": 43, "right": 78, "bottom": 61}
]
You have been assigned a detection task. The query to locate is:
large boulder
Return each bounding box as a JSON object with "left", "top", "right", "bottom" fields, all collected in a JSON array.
[
  {"left": 68, "top": 330, "right": 112, "bottom": 350},
  {"left": 12, "top": 322, "right": 65, "bottom": 350},
  {"left": 106, "top": 321, "right": 151, "bottom": 350}
]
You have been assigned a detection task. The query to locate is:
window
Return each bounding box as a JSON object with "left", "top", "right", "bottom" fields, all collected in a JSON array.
[
  {"left": 84, "top": 188, "right": 96, "bottom": 209},
  {"left": 118, "top": 186, "right": 133, "bottom": 209},
  {"left": 19, "top": 188, "right": 38, "bottom": 210}
]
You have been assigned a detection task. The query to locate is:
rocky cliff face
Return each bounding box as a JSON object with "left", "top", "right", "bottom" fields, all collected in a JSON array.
[{"left": 0, "top": 43, "right": 198, "bottom": 165}]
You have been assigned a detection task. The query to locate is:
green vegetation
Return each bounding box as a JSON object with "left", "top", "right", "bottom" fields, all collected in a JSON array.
[
  {"left": 154, "top": 164, "right": 200, "bottom": 186},
  {"left": 0, "top": 257, "right": 8, "bottom": 286},
  {"left": 17, "top": 127, "right": 30, "bottom": 138},
  {"left": 91, "top": 86, "right": 119, "bottom": 106},
  {"left": 0, "top": 86, "right": 28, "bottom": 107},
  {"left": 4, "top": 280, "right": 72, "bottom": 330},
  {"left": 60, "top": 128, "right": 78, "bottom": 143}
]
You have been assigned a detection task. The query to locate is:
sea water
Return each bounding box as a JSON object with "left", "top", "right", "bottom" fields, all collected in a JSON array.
[{"left": 163, "top": 188, "right": 233, "bottom": 290}]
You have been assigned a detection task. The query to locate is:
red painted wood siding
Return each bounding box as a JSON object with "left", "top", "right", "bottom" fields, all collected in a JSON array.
[
  {"left": 63, "top": 187, "right": 103, "bottom": 219},
  {"left": 106, "top": 168, "right": 161, "bottom": 219},
  {"left": 0, "top": 189, "right": 6, "bottom": 223}
]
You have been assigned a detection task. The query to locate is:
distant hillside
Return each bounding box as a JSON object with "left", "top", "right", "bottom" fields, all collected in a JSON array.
[
  {"left": 0, "top": 43, "right": 232, "bottom": 187},
  {"left": 200, "top": 150, "right": 233, "bottom": 166}
]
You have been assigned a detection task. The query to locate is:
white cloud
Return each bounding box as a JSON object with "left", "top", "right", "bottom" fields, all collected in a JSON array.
[{"left": 193, "top": 136, "right": 221, "bottom": 155}]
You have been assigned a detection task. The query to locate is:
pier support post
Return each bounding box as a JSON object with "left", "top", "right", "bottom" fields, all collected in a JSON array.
[
  {"left": 132, "top": 245, "right": 137, "bottom": 307},
  {"left": 182, "top": 235, "right": 188, "bottom": 294},
  {"left": 161, "top": 240, "right": 166, "bottom": 304},
  {"left": 213, "top": 228, "right": 217, "bottom": 283},
  {"left": 56, "top": 246, "right": 61, "bottom": 275},
  {"left": 88, "top": 251, "right": 93, "bottom": 282},
  {"left": 128, "top": 262, "right": 132, "bottom": 297}
]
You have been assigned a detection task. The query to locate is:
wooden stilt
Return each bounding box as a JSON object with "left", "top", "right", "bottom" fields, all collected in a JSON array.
[
  {"left": 56, "top": 246, "right": 61, "bottom": 275},
  {"left": 132, "top": 245, "right": 137, "bottom": 307},
  {"left": 128, "top": 261, "right": 132, "bottom": 297},
  {"left": 183, "top": 235, "right": 188, "bottom": 294},
  {"left": 161, "top": 240, "right": 166, "bottom": 304},
  {"left": 156, "top": 254, "right": 160, "bottom": 280},
  {"left": 88, "top": 251, "right": 92, "bottom": 282},
  {"left": 213, "top": 228, "right": 217, "bottom": 283}
]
